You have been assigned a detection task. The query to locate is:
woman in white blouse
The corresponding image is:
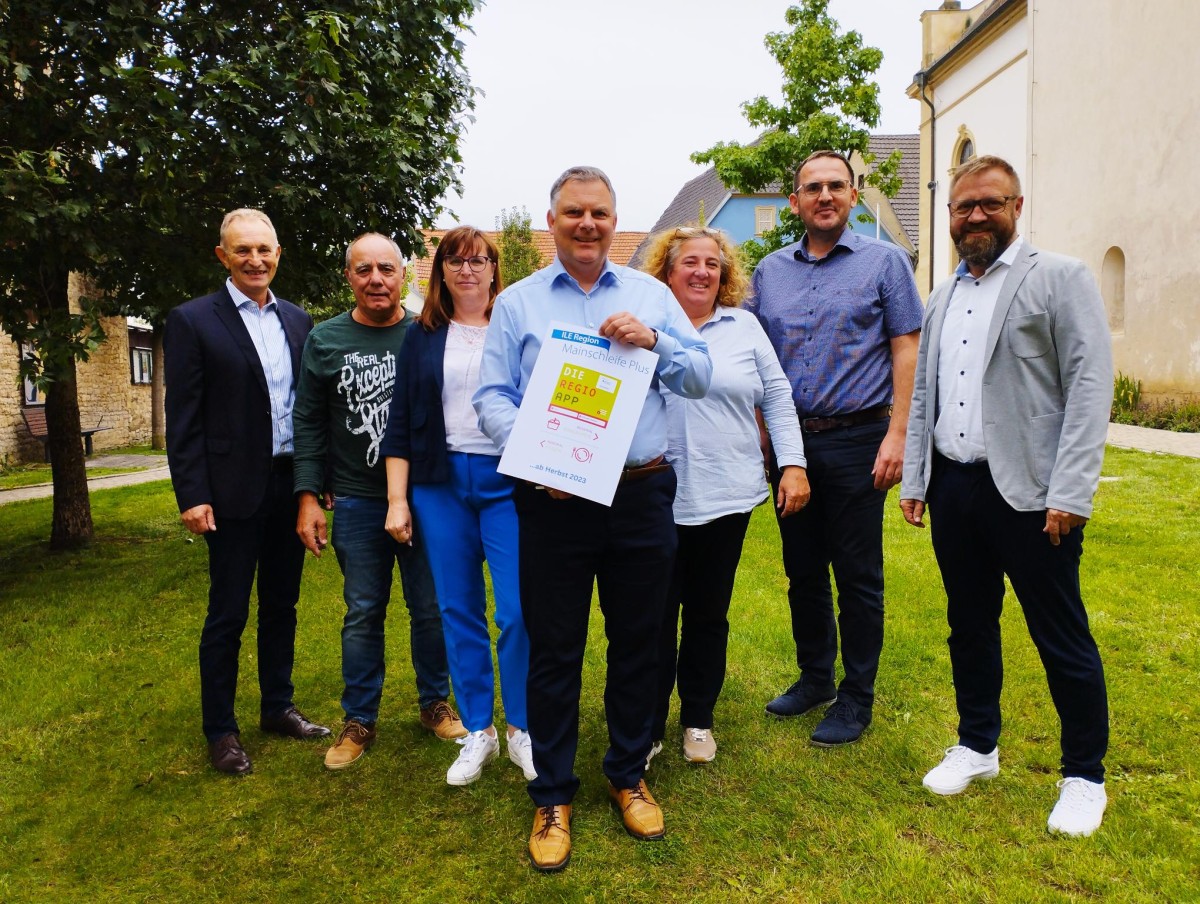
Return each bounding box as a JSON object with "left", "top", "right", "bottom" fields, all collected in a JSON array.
[
  {"left": 382, "top": 226, "right": 534, "bottom": 786},
  {"left": 642, "top": 226, "right": 810, "bottom": 765}
]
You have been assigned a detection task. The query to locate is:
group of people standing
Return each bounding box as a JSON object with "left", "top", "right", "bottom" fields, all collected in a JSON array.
[{"left": 164, "top": 150, "right": 1114, "bottom": 873}]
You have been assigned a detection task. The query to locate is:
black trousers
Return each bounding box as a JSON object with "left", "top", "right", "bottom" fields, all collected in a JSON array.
[
  {"left": 652, "top": 510, "right": 753, "bottom": 740},
  {"left": 772, "top": 419, "right": 888, "bottom": 709},
  {"left": 515, "top": 468, "right": 677, "bottom": 806},
  {"left": 927, "top": 454, "right": 1108, "bottom": 781},
  {"left": 199, "top": 465, "right": 306, "bottom": 740}
]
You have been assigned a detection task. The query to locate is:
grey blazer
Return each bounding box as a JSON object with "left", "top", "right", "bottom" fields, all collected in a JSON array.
[{"left": 901, "top": 242, "right": 1113, "bottom": 518}]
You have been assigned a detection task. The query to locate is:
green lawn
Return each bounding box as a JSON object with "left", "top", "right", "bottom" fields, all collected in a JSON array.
[
  {"left": 0, "top": 465, "right": 144, "bottom": 491},
  {"left": 1, "top": 447, "right": 1197, "bottom": 902}
]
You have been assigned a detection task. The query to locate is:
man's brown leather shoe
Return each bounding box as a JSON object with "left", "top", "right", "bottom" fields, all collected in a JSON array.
[
  {"left": 209, "top": 733, "right": 252, "bottom": 775},
  {"left": 608, "top": 780, "right": 665, "bottom": 840},
  {"left": 529, "top": 804, "right": 572, "bottom": 872},
  {"left": 261, "top": 706, "right": 331, "bottom": 740},
  {"left": 419, "top": 700, "right": 468, "bottom": 740},
  {"left": 324, "top": 719, "right": 376, "bottom": 770}
]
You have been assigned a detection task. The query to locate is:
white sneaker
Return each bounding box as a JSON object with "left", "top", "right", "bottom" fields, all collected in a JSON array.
[
  {"left": 446, "top": 729, "right": 499, "bottom": 786},
  {"left": 923, "top": 745, "right": 1000, "bottom": 795},
  {"left": 682, "top": 727, "right": 716, "bottom": 763},
  {"left": 507, "top": 729, "right": 537, "bottom": 780},
  {"left": 645, "top": 740, "right": 663, "bottom": 771},
  {"left": 1047, "top": 777, "right": 1106, "bottom": 837}
]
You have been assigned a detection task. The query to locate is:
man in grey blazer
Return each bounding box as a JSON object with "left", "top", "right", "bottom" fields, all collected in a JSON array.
[{"left": 899, "top": 155, "right": 1113, "bottom": 837}]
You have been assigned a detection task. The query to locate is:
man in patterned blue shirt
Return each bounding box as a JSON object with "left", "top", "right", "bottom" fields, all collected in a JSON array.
[{"left": 748, "top": 150, "right": 923, "bottom": 747}]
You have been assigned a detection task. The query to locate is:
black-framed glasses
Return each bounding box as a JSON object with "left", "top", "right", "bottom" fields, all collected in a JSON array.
[
  {"left": 796, "top": 180, "right": 851, "bottom": 198},
  {"left": 947, "top": 195, "right": 1017, "bottom": 218},
  {"left": 444, "top": 255, "right": 493, "bottom": 272}
]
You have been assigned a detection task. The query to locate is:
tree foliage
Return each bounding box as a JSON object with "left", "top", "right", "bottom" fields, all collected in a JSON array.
[
  {"left": 692, "top": 0, "right": 902, "bottom": 267},
  {"left": 495, "top": 207, "right": 544, "bottom": 287},
  {"left": 0, "top": 0, "right": 479, "bottom": 547}
]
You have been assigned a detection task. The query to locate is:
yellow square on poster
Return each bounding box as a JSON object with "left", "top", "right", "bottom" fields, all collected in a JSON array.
[{"left": 548, "top": 364, "right": 621, "bottom": 428}]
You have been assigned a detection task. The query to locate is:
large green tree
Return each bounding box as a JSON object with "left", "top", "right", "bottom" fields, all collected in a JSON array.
[
  {"left": 495, "top": 206, "right": 544, "bottom": 288},
  {"left": 0, "top": 0, "right": 479, "bottom": 548},
  {"left": 693, "top": 0, "right": 902, "bottom": 267}
]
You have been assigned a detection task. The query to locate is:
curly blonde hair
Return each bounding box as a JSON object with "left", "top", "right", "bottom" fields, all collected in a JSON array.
[{"left": 640, "top": 226, "right": 749, "bottom": 308}]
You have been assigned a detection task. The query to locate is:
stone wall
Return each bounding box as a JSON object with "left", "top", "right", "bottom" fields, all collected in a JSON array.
[{"left": 1, "top": 275, "right": 154, "bottom": 465}]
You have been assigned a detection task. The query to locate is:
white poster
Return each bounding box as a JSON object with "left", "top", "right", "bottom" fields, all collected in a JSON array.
[{"left": 498, "top": 322, "right": 657, "bottom": 505}]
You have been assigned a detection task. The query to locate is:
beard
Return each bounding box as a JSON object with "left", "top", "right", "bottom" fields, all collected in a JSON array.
[{"left": 953, "top": 222, "right": 1014, "bottom": 270}]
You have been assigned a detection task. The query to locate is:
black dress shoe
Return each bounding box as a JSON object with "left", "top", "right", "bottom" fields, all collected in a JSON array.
[
  {"left": 765, "top": 679, "right": 837, "bottom": 718},
  {"left": 260, "top": 706, "right": 331, "bottom": 740},
  {"left": 209, "top": 733, "right": 253, "bottom": 775}
]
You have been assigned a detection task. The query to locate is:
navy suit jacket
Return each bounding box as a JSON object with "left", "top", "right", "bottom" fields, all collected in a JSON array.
[
  {"left": 165, "top": 286, "right": 313, "bottom": 519},
  {"left": 380, "top": 320, "right": 453, "bottom": 484}
]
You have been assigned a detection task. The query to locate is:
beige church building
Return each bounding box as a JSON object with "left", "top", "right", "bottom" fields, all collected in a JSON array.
[{"left": 909, "top": 0, "right": 1200, "bottom": 396}]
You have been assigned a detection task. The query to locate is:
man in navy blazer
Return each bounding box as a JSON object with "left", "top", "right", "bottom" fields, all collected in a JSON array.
[
  {"left": 165, "top": 208, "right": 330, "bottom": 776},
  {"left": 900, "top": 156, "right": 1113, "bottom": 836}
]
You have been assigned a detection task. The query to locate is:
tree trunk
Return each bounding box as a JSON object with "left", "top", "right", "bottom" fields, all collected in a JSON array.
[
  {"left": 151, "top": 329, "right": 166, "bottom": 450},
  {"left": 43, "top": 271, "right": 94, "bottom": 550}
]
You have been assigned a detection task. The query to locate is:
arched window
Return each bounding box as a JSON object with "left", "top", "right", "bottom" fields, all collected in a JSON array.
[
  {"left": 1101, "top": 246, "right": 1126, "bottom": 334},
  {"left": 958, "top": 138, "right": 975, "bottom": 165}
]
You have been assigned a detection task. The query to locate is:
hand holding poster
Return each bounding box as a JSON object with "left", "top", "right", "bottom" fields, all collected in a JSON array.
[{"left": 497, "top": 322, "right": 657, "bottom": 505}]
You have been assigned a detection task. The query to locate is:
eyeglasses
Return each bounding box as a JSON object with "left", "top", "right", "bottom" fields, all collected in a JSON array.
[
  {"left": 444, "top": 255, "right": 493, "bottom": 272},
  {"left": 796, "top": 180, "right": 851, "bottom": 198},
  {"left": 947, "top": 195, "right": 1017, "bottom": 218}
]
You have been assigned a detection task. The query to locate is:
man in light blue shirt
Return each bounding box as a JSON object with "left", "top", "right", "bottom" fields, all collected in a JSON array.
[{"left": 474, "top": 165, "right": 711, "bottom": 872}]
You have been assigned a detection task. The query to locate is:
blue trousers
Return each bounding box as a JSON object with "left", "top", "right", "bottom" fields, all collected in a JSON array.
[
  {"left": 515, "top": 467, "right": 677, "bottom": 806},
  {"left": 412, "top": 452, "right": 528, "bottom": 733},
  {"left": 331, "top": 495, "right": 450, "bottom": 724},
  {"left": 773, "top": 419, "right": 888, "bottom": 710},
  {"left": 927, "top": 454, "right": 1108, "bottom": 781}
]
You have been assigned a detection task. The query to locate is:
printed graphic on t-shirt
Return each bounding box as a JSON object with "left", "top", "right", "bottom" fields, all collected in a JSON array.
[{"left": 337, "top": 350, "right": 396, "bottom": 467}]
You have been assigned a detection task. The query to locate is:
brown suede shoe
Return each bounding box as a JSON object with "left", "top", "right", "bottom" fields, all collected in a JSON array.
[
  {"left": 209, "top": 733, "right": 252, "bottom": 776},
  {"left": 419, "top": 700, "right": 468, "bottom": 740},
  {"left": 324, "top": 720, "right": 376, "bottom": 771},
  {"left": 608, "top": 779, "right": 665, "bottom": 840},
  {"left": 529, "top": 804, "right": 572, "bottom": 872}
]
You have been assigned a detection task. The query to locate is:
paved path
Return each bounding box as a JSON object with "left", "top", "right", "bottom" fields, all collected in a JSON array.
[{"left": 1, "top": 426, "right": 1196, "bottom": 507}]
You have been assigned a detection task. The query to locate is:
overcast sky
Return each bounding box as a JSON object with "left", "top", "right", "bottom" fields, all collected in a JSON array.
[{"left": 436, "top": 0, "right": 936, "bottom": 232}]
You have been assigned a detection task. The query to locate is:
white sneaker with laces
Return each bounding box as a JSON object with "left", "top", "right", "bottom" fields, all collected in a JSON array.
[
  {"left": 1047, "top": 777, "right": 1106, "bottom": 837},
  {"left": 507, "top": 729, "right": 537, "bottom": 780},
  {"left": 923, "top": 745, "right": 1000, "bottom": 795},
  {"left": 446, "top": 729, "right": 499, "bottom": 786},
  {"left": 682, "top": 727, "right": 716, "bottom": 763},
  {"left": 645, "top": 740, "right": 663, "bottom": 771}
]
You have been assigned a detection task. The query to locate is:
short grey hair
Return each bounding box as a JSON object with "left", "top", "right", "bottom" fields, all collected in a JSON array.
[
  {"left": 220, "top": 208, "right": 277, "bottom": 246},
  {"left": 549, "top": 165, "right": 616, "bottom": 210},
  {"left": 345, "top": 232, "right": 406, "bottom": 268}
]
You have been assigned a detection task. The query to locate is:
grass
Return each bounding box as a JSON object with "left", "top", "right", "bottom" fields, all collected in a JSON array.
[
  {"left": 0, "top": 464, "right": 145, "bottom": 491},
  {"left": 0, "top": 446, "right": 1197, "bottom": 902}
]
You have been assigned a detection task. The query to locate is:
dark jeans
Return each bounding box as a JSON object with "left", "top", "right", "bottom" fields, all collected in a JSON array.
[
  {"left": 330, "top": 495, "right": 450, "bottom": 723},
  {"left": 200, "top": 465, "right": 305, "bottom": 741},
  {"left": 515, "top": 468, "right": 677, "bottom": 807},
  {"left": 653, "top": 510, "right": 753, "bottom": 740},
  {"left": 772, "top": 418, "right": 888, "bottom": 710},
  {"left": 927, "top": 454, "right": 1108, "bottom": 781}
]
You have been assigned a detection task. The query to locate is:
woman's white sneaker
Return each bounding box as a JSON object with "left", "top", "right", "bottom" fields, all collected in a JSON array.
[
  {"left": 922, "top": 745, "right": 1000, "bottom": 795},
  {"left": 446, "top": 730, "right": 499, "bottom": 786},
  {"left": 507, "top": 729, "right": 537, "bottom": 780},
  {"left": 1047, "top": 777, "right": 1106, "bottom": 837}
]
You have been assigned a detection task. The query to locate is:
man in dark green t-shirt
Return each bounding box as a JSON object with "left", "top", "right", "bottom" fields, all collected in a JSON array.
[{"left": 293, "top": 233, "right": 466, "bottom": 771}]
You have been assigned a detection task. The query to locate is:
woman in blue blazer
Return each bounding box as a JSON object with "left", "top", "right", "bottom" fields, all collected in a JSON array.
[{"left": 381, "top": 226, "right": 532, "bottom": 786}]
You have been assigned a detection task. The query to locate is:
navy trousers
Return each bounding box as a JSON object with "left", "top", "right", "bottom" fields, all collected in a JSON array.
[
  {"left": 772, "top": 419, "right": 888, "bottom": 710},
  {"left": 515, "top": 468, "right": 677, "bottom": 806},
  {"left": 200, "top": 464, "right": 305, "bottom": 740},
  {"left": 926, "top": 454, "right": 1108, "bottom": 781}
]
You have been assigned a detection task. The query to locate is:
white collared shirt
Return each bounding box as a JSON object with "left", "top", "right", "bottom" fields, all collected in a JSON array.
[
  {"left": 933, "top": 237, "right": 1024, "bottom": 463},
  {"left": 228, "top": 277, "right": 295, "bottom": 456}
]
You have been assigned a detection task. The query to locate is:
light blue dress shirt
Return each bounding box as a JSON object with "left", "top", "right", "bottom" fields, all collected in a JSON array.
[
  {"left": 474, "top": 259, "right": 712, "bottom": 467},
  {"left": 665, "top": 306, "right": 806, "bottom": 526},
  {"left": 228, "top": 277, "right": 295, "bottom": 456}
]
